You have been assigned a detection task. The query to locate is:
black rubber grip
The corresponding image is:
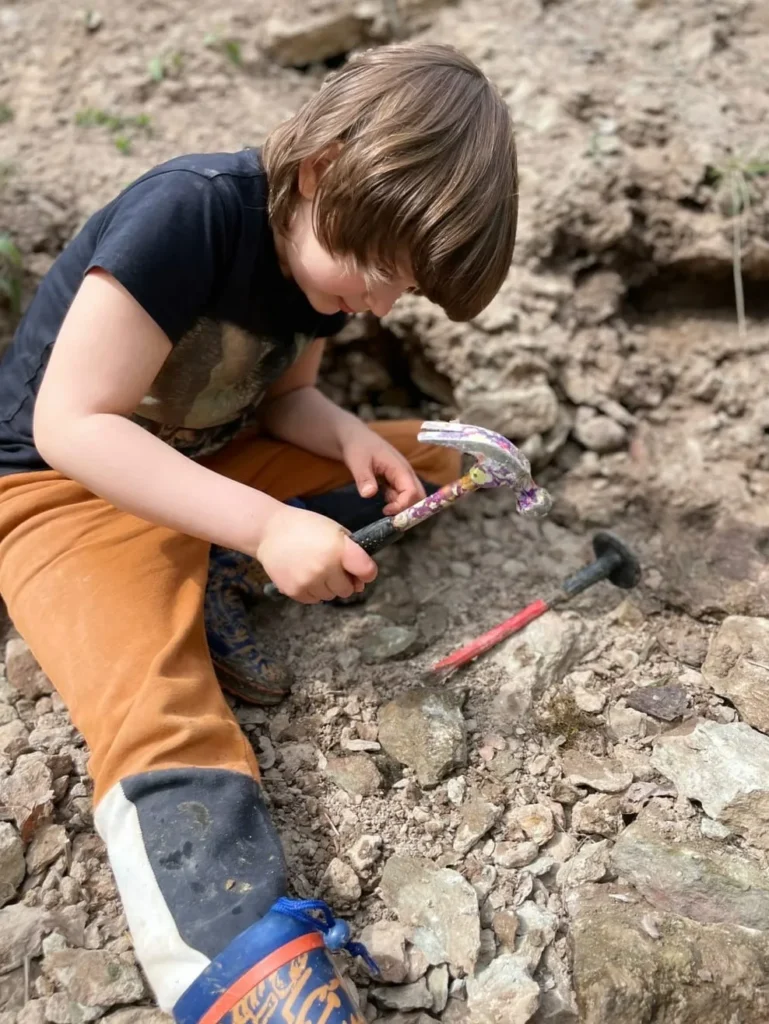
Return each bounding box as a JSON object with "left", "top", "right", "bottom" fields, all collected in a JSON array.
[{"left": 349, "top": 516, "right": 401, "bottom": 555}]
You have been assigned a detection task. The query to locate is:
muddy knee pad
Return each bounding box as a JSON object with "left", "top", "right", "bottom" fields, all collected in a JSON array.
[{"left": 95, "top": 769, "right": 288, "bottom": 1011}]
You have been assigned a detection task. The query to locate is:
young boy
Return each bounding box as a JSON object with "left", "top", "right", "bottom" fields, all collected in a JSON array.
[{"left": 0, "top": 43, "right": 517, "bottom": 1023}]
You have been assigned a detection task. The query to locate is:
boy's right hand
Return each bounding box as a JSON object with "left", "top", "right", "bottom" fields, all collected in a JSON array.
[{"left": 255, "top": 505, "right": 378, "bottom": 604}]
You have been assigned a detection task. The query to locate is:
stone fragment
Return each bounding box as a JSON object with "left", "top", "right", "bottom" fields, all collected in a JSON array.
[
  {"left": 494, "top": 840, "right": 539, "bottom": 869},
  {"left": 347, "top": 834, "right": 382, "bottom": 875},
  {"left": 446, "top": 776, "right": 466, "bottom": 806},
  {"left": 370, "top": 977, "right": 432, "bottom": 1012},
  {"left": 466, "top": 954, "right": 540, "bottom": 1024},
  {"left": 612, "top": 817, "right": 769, "bottom": 930},
  {"left": 573, "top": 408, "right": 627, "bottom": 453},
  {"left": 0, "top": 753, "right": 54, "bottom": 841},
  {"left": 702, "top": 616, "right": 769, "bottom": 733},
  {"left": 453, "top": 796, "right": 503, "bottom": 855},
  {"left": 5, "top": 639, "right": 53, "bottom": 700},
  {"left": 380, "top": 855, "right": 480, "bottom": 974},
  {"left": 26, "top": 823, "right": 68, "bottom": 875},
  {"left": 43, "top": 948, "right": 145, "bottom": 1008},
  {"left": 320, "top": 857, "right": 361, "bottom": 908},
  {"left": 0, "top": 718, "right": 29, "bottom": 761},
  {"left": 625, "top": 685, "right": 689, "bottom": 722},
  {"left": 100, "top": 1012, "right": 172, "bottom": 1024},
  {"left": 700, "top": 817, "right": 732, "bottom": 840},
  {"left": 515, "top": 901, "right": 559, "bottom": 972},
  {"left": 17, "top": 1000, "right": 46, "bottom": 1024},
  {"left": 544, "top": 831, "right": 577, "bottom": 865},
  {"left": 458, "top": 381, "right": 560, "bottom": 440},
  {"left": 493, "top": 613, "right": 589, "bottom": 722},
  {"left": 571, "top": 795, "right": 623, "bottom": 837},
  {"left": 358, "top": 921, "right": 410, "bottom": 983},
  {"left": 263, "top": 11, "right": 370, "bottom": 69},
  {"left": 569, "top": 883, "right": 769, "bottom": 1023},
  {"left": 651, "top": 719, "right": 769, "bottom": 847},
  {"left": 0, "top": 821, "right": 24, "bottom": 908},
  {"left": 427, "top": 963, "right": 449, "bottom": 1013},
  {"left": 0, "top": 904, "right": 56, "bottom": 972},
  {"left": 379, "top": 689, "right": 467, "bottom": 787},
  {"left": 561, "top": 751, "right": 633, "bottom": 793},
  {"left": 573, "top": 686, "right": 606, "bottom": 714},
  {"left": 607, "top": 701, "right": 660, "bottom": 742},
  {"left": 360, "top": 625, "right": 422, "bottom": 663},
  {"left": 325, "top": 754, "right": 382, "bottom": 796},
  {"left": 507, "top": 804, "right": 555, "bottom": 846},
  {"left": 491, "top": 910, "right": 519, "bottom": 950},
  {"left": 557, "top": 840, "right": 613, "bottom": 888}
]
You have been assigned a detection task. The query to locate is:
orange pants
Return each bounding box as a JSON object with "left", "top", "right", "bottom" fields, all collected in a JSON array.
[{"left": 0, "top": 420, "right": 458, "bottom": 1012}]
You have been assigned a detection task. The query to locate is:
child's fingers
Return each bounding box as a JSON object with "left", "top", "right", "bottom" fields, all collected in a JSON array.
[
  {"left": 342, "top": 535, "right": 378, "bottom": 583},
  {"left": 346, "top": 451, "right": 378, "bottom": 498}
]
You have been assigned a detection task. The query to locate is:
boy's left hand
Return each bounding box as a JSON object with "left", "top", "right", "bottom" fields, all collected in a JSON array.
[{"left": 340, "top": 425, "right": 426, "bottom": 516}]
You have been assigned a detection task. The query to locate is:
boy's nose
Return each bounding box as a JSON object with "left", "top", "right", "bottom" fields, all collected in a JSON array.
[{"left": 366, "top": 286, "right": 402, "bottom": 317}]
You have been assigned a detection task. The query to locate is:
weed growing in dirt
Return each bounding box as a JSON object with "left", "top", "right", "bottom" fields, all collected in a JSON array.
[
  {"left": 0, "top": 234, "right": 22, "bottom": 318},
  {"left": 75, "top": 108, "right": 152, "bottom": 156},
  {"left": 203, "top": 32, "right": 243, "bottom": 67},
  {"left": 0, "top": 104, "right": 13, "bottom": 124},
  {"left": 708, "top": 152, "right": 769, "bottom": 338},
  {"left": 148, "top": 51, "right": 184, "bottom": 82}
]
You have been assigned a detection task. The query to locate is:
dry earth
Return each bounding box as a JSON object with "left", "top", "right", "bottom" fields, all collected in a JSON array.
[{"left": 2, "top": 1, "right": 769, "bottom": 1022}]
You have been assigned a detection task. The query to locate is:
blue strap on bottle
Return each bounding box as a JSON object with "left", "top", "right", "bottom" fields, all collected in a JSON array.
[{"left": 272, "top": 897, "right": 379, "bottom": 976}]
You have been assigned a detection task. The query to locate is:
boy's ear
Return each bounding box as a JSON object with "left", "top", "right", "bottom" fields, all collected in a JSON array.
[{"left": 298, "top": 144, "right": 343, "bottom": 200}]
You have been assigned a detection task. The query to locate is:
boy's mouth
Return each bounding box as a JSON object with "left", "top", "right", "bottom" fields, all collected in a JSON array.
[{"left": 337, "top": 297, "right": 355, "bottom": 314}]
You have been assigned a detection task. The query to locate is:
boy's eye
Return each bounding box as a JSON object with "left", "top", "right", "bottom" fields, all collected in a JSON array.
[{"left": 406, "top": 286, "right": 423, "bottom": 296}]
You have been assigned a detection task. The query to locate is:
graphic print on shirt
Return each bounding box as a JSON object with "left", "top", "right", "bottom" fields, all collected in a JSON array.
[{"left": 132, "top": 320, "right": 313, "bottom": 460}]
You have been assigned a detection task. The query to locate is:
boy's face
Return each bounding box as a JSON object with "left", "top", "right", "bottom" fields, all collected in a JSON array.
[{"left": 277, "top": 154, "right": 417, "bottom": 319}]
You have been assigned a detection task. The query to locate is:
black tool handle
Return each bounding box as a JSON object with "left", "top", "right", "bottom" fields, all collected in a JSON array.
[
  {"left": 263, "top": 517, "right": 401, "bottom": 598},
  {"left": 559, "top": 531, "right": 641, "bottom": 600}
]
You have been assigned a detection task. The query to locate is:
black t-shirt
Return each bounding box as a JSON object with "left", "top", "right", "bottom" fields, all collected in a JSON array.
[{"left": 0, "top": 149, "right": 346, "bottom": 475}]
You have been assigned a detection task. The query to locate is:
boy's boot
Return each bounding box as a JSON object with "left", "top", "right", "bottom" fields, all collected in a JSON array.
[
  {"left": 173, "top": 897, "right": 374, "bottom": 1024},
  {"left": 204, "top": 482, "right": 438, "bottom": 704}
]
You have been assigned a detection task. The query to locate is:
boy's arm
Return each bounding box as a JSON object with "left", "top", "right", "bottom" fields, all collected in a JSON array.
[
  {"left": 260, "top": 339, "right": 425, "bottom": 513},
  {"left": 34, "top": 269, "right": 286, "bottom": 556}
]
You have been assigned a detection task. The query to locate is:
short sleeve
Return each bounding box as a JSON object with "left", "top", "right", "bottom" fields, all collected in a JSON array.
[{"left": 86, "top": 170, "right": 237, "bottom": 343}]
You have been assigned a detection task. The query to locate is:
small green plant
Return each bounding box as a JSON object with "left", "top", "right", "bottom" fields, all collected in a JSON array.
[
  {"left": 204, "top": 31, "right": 243, "bottom": 66},
  {"left": 0, "top": 104, "right": 13, "bottom": 125},
  {"left": 0, "top": 233, "right": 23, "bottom": 318},
  {"left": 147, "top": 51, "right": 184, "bottom": 82},
  {"left": 75, "top": 108, "right": 152, "bottom": 155},
  {"left": 708, "top": 150, "right": 769, "bottom": 339}
]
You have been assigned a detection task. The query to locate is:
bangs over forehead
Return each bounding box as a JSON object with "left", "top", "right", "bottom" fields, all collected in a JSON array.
[{"left": 263, "top": 43, "right": 518, "bottom": 322}]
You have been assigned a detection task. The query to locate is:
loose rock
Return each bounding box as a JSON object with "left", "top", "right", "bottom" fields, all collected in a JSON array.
[
  {"left": 702, "top": 616, "right": 769, "bottom": 733},
  {"left": 370, "top": 977, "right": 433, "bottom": 1012},
  {"left": 466, "top": 954, "right": 540, "bottom": 1024},
  {"left": 494, "top": 840, "right": 540, "bottom": 869},
  {"left": 325, "top": 754, "right": 382, "bottom": 797},
  {"left": 493, "top": 613, "right": 589, "bottom": 722},
  {"left": 427, "top": 963, "right": 450, "bottom": 1013},
  {"left": 262, "top": 11, "right": 370, "bottom": 69},
  {"left": 625, "top": 685, "right": 689, "bottom": 722},
  {"left": 0, "top": 753, "right": 54, "bottom": 841},
  {"left": 573, "top": 407, "right": 627, "bottom": 453},
  {"left": 453, "top": 795, "right": 504, "bottom": 855},
  {"left": 5, "top": 639, "right": 53, "bottom": 700},
  {"left": 43, "top": 948, "right": 145, "bottom": 1008},
  {"left": 26, "top": 823, "right": 68, "bottom": 875},
  {"left": 569, "top": 883, "right": 769, "bottom": 1023},
  {"left": 360, "top": 625, "right": 422, "bottom": 663},
  {"left": 612, "top": 816, "right": 769, "bottom": 930},
  {"left": 562, "top": 751, "right": 633, "bottom": 793},
  {"left": 358, "top": 921, "right": 410, "bottom": 983},
  {"left": 347, "top": 833, "right": 382, "bottom": 875},
  {"left": 651, "top": 719, "right": 769, "bottom": 847},
  {"left": 319, "top": 857, "right": 361, "bottom": 908},
  {"left": 557, "top": 840, "right": 614, "bottom": 888},
  {"left": 516, "top": 901, "right": 559, "bottom": 972},
  {"left": 380, "top": 855, "right": 480, "bottom": 974},
  {"left": 0, "top": 821, "right": 24, "bottom": 908},
  {"left": 507, "top": 804, "right": 555, "bottom": 846},
  {"left": 379, "top": 688, "right": 467, "bottom": 787},
  {"left": 571, "top": 794, "right": 623, "bottom": 837}
]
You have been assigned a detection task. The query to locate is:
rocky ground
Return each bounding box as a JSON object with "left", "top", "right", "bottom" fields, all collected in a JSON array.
[{"left": 2, "top": 1, "right": 769, "bottom": 1022}]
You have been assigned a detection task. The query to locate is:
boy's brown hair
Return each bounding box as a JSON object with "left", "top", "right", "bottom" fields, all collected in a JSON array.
[{"left": 263, "top": 42, "right": 517, "bottom": 322}]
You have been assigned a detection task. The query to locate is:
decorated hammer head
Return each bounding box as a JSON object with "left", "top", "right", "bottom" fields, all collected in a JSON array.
[{"left": 418, "top": 421, "right": 553, "bottom": 518}]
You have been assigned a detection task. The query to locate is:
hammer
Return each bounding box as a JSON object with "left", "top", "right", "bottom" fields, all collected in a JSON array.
[
  {"left": 430, "top": 531, "right": 641, "bottom": 676},
  {"left": 263, "top": 421, "right": 553, "bottom": 598}
]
